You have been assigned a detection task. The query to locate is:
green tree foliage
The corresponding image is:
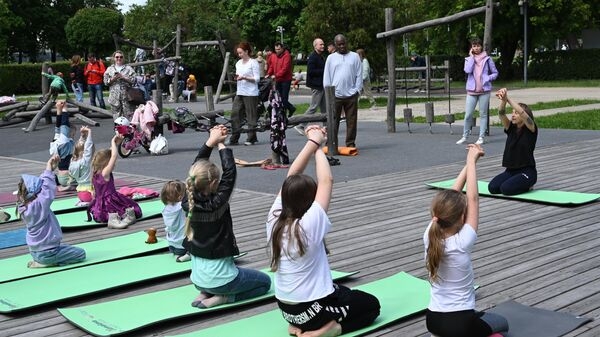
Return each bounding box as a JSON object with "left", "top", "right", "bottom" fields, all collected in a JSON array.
[
  {"left": 224, "top": 0, "right": 303, "bottom": 53},
  {"left": 0, "top": 0, "right": 21, "bottom": 63},
  {"left": 299, "top": 0, "right": 389, "bottom": 73},
  {"left": 121, "top": 0, "right": 232, "bottom": 86},
  {"left": 65, "top": 8, "right": 124, "bottom": 58}
]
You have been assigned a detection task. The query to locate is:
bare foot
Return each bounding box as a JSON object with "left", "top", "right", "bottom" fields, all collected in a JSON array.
[
  {"left": 288, "top": 324, "right": 302, "bottom": 336},
  {"left": 299, "top": 320, "right": 341, "bottom": 337},
  {"left": 27, "top": 260, "right": 50, "bottom": 268},
  {"left": 191, "top": 292, "right": 212, "bottom": 307},
  {"left": 198, "top": 294, "right": 229, "bottom": 308}
]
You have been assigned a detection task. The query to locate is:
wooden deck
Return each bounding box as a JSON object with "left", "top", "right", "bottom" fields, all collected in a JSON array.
[{"left": 1, "top": 138, "right": 600, "bottom": 337}]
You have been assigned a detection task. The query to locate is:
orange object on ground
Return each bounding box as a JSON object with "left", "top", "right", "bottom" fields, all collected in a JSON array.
[{"left": 322, "top": 146, "right": 358, "bottom": 156}]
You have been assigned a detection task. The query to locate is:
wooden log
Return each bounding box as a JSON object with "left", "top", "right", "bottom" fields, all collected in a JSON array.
[
  {"left": 376, "top": 4, "right": 498, "bottom": 38},
  {"left": 24, "top": 100, "right": 53, "bottom": 132},
  {"left": 73, "top": 113, "right": 100, "bottom": 126},
  {"left": 287, "top": 114, "right": 327, "bottom": 126},
  {"left": 0, "top": 101, "right": 28, "bottom": 113},
  {"left": 2, "top": 106, "right": 25, "bottom": 121},
  {"left": 216, "top": 93, "right": 235, "bottom": 103},
  {"left": 0, "top": 117, "right": 28, "bottom": 127},
  {"left": 204, "top": 86, "right": 215, "bottom": 112},
  {"left": 15, "top": 108, "right": 79, "bottom": 118},
  {"left": 66, "top": 98, "right": 113, "bottom": 117},
  {"left": 181, "top": 41, "right": 222, "bottom": 47},
  {"left": 128, "top": 56, "right": 181, "bottom": 68},
  {"left": 214, "top": 52, "right": 231, "bottom": 104}
]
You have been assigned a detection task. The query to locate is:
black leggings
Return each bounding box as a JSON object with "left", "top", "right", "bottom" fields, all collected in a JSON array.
[
  {"left": 277, "top": 284, "right": 380, "bottom": 334},
  {"left": 426, "top": 309, "right": 507, "bottom": 337}
]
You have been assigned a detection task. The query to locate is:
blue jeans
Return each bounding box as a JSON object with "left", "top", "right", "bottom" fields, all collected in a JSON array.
[
  {"left": 169, "top": 246, "right": 186, "bottom": 256},
  {"left": 72, "top": 83, "right": 84, "bottom": 102},
  {"left": 276, "top": 80, "right": 295, "bottom": 113},
  {"left": 194, "top": 267, "right": 271, "bottom": 303},
  {"left": 88, "top": 83, "right": 106, "bottom": 109},
  {"left": 463, "top": 92, "right": 491, "bottom": 138},
  {"left": 30, "top": 245, "right": 86, "bottom": 266}
]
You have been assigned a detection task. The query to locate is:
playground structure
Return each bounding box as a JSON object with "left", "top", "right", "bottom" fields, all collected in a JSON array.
[
  {"left": 376, "top": 0, "right": 498, "bottom": 133},
  {"left": 0, "top": 26, "right": 234, "bottom": 133}
]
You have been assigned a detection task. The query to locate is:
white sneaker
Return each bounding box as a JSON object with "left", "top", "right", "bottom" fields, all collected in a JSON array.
[
  {"left": 293, "top": 125, "right": 305, "bottom": 136},
  {"left": 414, "top": 89, "right": 420, "bottom": 93},
  {"left": 475, "top": 137, "right": 484, "bottom": 145},
  {"left": 456, "top": 137, "right": 467, "bottom": 145}
]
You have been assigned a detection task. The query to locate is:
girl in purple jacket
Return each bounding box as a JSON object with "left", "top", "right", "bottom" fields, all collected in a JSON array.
[
  {"left": 16, "top": 155, "right": 86, "bottom": 268},
  {"left": 456, "top": 37, "right": 498, "bottom": 146}
]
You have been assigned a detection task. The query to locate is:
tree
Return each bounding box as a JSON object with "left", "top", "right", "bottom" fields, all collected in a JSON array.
[
  {"left": 299, "top": 0, "right": 388, "bottom": 74},
  {"left": 0, "top": 0, "right": 22, "bottom": 62},
  {"left": 224, "top": 0, "right": 303, "bottom": 53},
  {"left": 65, "top": 8, "right": 124, "bottom": 58}
]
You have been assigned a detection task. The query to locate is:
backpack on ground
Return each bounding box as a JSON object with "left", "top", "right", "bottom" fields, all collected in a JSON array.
[{"left": 149, "top": 134, "right": 168, "bottom": 155}]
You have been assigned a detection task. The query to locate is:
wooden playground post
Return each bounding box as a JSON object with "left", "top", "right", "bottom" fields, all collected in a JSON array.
[
  {"left": 385, "top": 8, "right": 396, "bottom": 133},
  {"left": 377, "top": 3, "right": 498, "bottom": 133},
  {"left": 172, "top": 24, "right": 181, "bottom": 103},
  {"left": 324, "top": 86, "right": 338, "bottom": 156}
]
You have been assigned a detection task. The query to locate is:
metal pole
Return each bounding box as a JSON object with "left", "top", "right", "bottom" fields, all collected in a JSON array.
[{"left": 523, "top": 2, "right": 528, "bottom": 86}]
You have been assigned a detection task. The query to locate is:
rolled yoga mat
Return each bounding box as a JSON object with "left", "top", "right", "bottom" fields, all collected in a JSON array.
[{"left": 59, "top": 269, "right": 358, "bottom": 337}]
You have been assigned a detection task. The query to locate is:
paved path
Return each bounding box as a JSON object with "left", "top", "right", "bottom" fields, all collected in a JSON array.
[{"left": 358, "top": 87, "right": 600, "bottom": 123}]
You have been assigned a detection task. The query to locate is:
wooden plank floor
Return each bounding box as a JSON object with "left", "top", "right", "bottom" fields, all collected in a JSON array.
[{"left": 1, "top": 138, "right": 600, "bottom": 337}]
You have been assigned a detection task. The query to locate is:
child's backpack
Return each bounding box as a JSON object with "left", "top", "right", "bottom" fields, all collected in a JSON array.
[{"left": 172, "top": 107, "right": 198, "bottom": 129}]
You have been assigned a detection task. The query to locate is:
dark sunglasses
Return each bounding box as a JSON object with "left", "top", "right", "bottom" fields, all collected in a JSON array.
[{"left": 115, "top": 55, "right": 123, "bottom": 59}]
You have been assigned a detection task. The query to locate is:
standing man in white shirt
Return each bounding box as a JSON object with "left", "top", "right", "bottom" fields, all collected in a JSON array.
[{"left": 323, "top": 34, "right": 362, "bottom": 148}]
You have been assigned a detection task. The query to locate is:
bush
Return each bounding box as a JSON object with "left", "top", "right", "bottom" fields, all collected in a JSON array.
[
  {"left": 529, "top": 49, "right": 600, "bottom": 80},
  {"left": 0, "top": 62, "right": 71, "bottom": 95}
]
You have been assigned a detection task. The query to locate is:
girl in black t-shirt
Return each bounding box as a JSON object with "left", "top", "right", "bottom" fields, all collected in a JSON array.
[{"left": 488, "top": 88, "right": 538, "bottom": 195}]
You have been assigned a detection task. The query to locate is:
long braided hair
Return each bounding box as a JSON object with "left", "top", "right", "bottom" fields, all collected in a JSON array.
[{"left": 184, "top": 160, "right": 221, "bottom": 240}]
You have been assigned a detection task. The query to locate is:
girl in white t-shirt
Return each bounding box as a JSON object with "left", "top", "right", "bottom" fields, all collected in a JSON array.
[
  {"left": 424, "top": 144, "right": 508, "bottom": 337},
  {"left": 267, "top": 126, "right": 380, "bottom": 337}
]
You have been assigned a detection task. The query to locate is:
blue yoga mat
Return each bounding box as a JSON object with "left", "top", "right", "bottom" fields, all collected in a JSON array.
[{"left": 0, "top": 228, "right": 26, "bottom": 249}]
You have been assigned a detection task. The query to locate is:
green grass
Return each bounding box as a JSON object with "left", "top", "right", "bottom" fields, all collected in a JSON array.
[
  {"left": 449, "top": 79, "right": 600, "bottom": 90},
  {"left": 394, "top": 98, "right": 600, "bottom": 130},
  {"left": 534, "top": 110, "right": 600, "bottom": 130}
]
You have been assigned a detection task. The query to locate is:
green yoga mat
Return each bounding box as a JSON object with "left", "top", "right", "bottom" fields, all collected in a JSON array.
[
  {"left": 59, "top": 270, "right": 358, "bottom": 337},
  {"left": 0, "top": 252, "right": 247, "bottom": 313},
  {"left": 165, "top": 272, "right": 430, "bottom": 337},
  {"left": 426, "top": 179, "right": 600, "bottom": 206},
  {"left": 1, "top": 194, "right": 157, "bottom": 222},
  {"left": 59, "top": 199, "right": 164, "bottom": 229},
  {"left": 0, "top": 231, "right": 167, "bottom": 284}
]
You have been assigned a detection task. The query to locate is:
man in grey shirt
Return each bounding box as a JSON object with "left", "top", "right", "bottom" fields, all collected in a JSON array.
[{"left": 323, "top": 34, "right": 363, "bottom": 147}]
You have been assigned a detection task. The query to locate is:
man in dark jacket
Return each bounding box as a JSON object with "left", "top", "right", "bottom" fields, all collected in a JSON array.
[{"left": 294, "top": 38, "right": 326, "bottom": 135}]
